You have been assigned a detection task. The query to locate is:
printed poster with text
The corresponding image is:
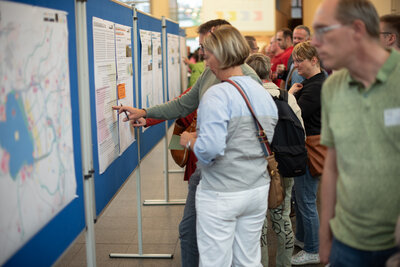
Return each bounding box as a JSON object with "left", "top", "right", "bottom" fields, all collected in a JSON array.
[
  {"left": 115, "top": 23, "right": 135, "bottom": 154},
  {"left": 167, "top": 33, "right": 181, "bottom": 101},
  {"left": 93, "top": 17, "right": 119, "bottom": 173},
  {"left": 139, "top": 30, "right": 152, "bottom": 133},
  {"left": 180, "top": 36, "right": 188, "bottom": 92},
  {"left": 140, "top": 30, "right": 153, "bottom": 109},
  {"left": 152, "top": 32, "right": 163, "bottom": 106}
]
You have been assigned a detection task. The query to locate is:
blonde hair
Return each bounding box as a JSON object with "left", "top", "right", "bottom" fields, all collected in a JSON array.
[
  {"left": 292, "top": 41, "right": 320, "bottom": 66},
  {"left": 203, "top": 25, "right": 250, "bottom": 69},
  {"left": 245, "top": 53, "right": 271, "bottom": 80}
]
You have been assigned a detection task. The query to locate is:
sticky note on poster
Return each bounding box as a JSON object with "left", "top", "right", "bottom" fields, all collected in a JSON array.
[{"left": 118, "top": 83, "right": 126, "bottom": 99}]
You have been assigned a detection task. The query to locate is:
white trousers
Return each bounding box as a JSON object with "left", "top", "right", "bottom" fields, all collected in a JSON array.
[{"left": 196, "top": 183, "right": 269, "bottom": 267}]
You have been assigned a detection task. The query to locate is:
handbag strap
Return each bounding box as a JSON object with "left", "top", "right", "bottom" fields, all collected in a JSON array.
[{"left": 223, "top": 79, "right": 273, "bottom": 156}]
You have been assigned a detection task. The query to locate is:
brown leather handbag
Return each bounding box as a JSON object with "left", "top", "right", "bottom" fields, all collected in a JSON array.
[
  {"left": 170, "top": 116, "right": 196, "bottom": 168},
  {"left": 305, "top": 134, "right": 327, "bottom": 177}
]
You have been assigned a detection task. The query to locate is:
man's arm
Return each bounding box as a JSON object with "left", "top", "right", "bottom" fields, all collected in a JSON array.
[
  {"left": 319, "top": 147, "right": 338, "bottom": 264},
  {"left": 111, "top": 77, "right": 202, "bottom": 122},
  {"left": 145, "top": 69, "right": 206, "bottom": 120}
]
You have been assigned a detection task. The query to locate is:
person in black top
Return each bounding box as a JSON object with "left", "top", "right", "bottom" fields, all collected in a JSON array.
[{"left": 289, "top": 41, "right": 327, "bottom": 265}]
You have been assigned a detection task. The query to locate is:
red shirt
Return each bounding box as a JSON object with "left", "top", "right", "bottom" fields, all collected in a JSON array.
[
  {"left": 270, "top": 46, "right": 294, "bottom": 87},
  {"left": 281, "top": 46, "right": 294, "bottom": 67},
  {"left": 271, "top": 52, "right": 286, "bottom": 87}
]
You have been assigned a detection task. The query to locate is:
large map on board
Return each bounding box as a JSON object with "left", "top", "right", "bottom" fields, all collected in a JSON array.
[{"left": 0, "top": 2, "right": 77, "bottom": 264}]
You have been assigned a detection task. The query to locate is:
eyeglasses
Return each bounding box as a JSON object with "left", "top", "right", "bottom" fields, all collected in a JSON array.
[
  {"left": 380, "top": 32, "right": 393, "bottom": 35},
  {"left": 313, "top": 24, "right": 344, "bottom": 42}
]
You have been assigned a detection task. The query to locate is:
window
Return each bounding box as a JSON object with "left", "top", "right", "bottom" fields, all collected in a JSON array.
[
  {"left": 291, "top": 0, "right": 302, "bottom": 19},
  {"left": 177, "top": 0, "right": 202, "bottom": 27},
  {"left": 116, "top": 0, "right": 150, "bottom": 13}
]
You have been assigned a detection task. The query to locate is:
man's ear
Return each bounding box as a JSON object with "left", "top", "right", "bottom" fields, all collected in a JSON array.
[
  {"left": 352, "top": 19, "right": 367, "bottom": 40},
  {"left": 388, "top": 33, "right": 396, "bottom": 47}
]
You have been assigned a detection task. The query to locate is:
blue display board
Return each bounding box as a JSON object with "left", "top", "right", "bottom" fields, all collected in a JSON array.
[
  {"left": 2, "top": 1, "right": 185, "bottom": 265},
  {"left": 3, "top": 0, "right": 85, "bottom": 266},
  {"left": 85, "top": 0, "right": 139, "bottom": 216}
]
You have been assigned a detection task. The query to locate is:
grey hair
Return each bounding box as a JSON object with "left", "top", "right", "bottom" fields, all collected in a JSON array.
[{"left": 335, "top": 0, "right": 380, "bottom": 39}]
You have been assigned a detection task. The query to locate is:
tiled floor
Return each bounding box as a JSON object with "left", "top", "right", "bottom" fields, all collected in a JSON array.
[{"left": 54, "top": 126, "right": 324, "bottom": 267}]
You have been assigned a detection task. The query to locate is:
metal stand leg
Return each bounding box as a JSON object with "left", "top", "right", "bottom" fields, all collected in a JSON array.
[
  {"left": 142, "top": 19, "right": 185, "bottom": 206},
  {"left": 143, "top": 131, "right": 186, "bottom": 206},
  {"left": 109, "top": 8, "right": 173, "bottom": 260}
]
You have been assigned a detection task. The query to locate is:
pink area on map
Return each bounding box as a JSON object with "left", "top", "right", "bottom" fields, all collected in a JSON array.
[
  {"left": 21, "top": 168, "right": 26, "bottom": 182},
  {"left": 0, "top": 105, "right": 5, "bottom": 121},
  {"left": 1, "top": 151, "right": 10, "bottom": 173}
]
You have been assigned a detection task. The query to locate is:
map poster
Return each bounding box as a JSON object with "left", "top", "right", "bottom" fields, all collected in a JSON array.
[
  {"left": 0, "top": 2, "right": 77, "bottom": 264},
  {"left": 115, "top": 23, "right": 135, "bottom": 154},
  {"left": 92, "top": 17, "right": 119, "bottom": 174}
]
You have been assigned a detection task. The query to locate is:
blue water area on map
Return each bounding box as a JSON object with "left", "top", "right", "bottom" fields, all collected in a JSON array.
[{"left": 0, "top": 92, "right": 34, "bottom": 180}]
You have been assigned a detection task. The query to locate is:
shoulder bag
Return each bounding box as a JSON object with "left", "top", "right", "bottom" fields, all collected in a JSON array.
[
  {"left": 305, "top": 134, "right": 327, "bottom": 177},
  {"left": 224, "top": 79, "right": 285, "bottom": 209}
]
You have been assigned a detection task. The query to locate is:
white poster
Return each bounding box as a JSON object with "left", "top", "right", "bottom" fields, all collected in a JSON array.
[
  {"left": 115, "top": 23, "right": 135, "bottom": 154},
  {"left": 140, "top": 30, "right": 154, "bottom": 108},
  {"left": 180, "top": 36, "right": 188, "bottom": 91},
  {"left": 152, "top": 32, "right": 164, "bottom": 106},
  {"left": 201, "top": 0, "right": 275, "bottom": 32},
  {"left": 0, "top": 2, "right": 76, "bottom": 264},
  {"left": 93, "top": 17, "right": 119, "bottom": 174},
  {"left": 167, "top": 33, "right": 181, "bottom": 101}
]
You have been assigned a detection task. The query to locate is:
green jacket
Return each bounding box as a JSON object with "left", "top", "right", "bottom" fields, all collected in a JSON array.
[{"left": 147, "top": 63, "right": 262, "bottom": 120}]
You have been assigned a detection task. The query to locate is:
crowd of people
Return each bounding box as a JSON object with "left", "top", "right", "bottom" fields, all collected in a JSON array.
[{"left": 113, "top": 0, "right": 400, "bottom": 266}]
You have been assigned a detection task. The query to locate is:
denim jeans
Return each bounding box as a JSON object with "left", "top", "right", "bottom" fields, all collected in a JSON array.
[
  {"left": 294, "top": 166, "right": 319, "bottom": 253},
  {"left": 261, "top": 178, "right": 294, "bottom": 267},
  {"left": 330, "top": 237, "right": 399, "bottom": 267},
  {"left": 179, "top": 168, "right": 201, "bottom": 267}
]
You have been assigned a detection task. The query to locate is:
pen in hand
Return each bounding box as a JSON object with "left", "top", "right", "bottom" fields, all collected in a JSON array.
[{"left": 120, "top": 103, "right": 130, "bottom": 121}]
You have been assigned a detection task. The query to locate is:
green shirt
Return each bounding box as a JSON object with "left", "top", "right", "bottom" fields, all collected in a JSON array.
[
  {"left": 146, "top": 63, "right": 262, "bottom": 120},
  {"left": 320, "top": 49, "right": 400, "bottom": 251}
]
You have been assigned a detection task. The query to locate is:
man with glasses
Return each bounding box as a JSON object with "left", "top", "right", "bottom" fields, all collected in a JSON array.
[
  {"left": 380, "top": 14, "right": 400, "bottom": 51},
  {"left": 113, "top": 19, "right": 261, "bottom": 267},
  {"left": 312, "top": 0, "right": 400, "bottom": 266}
]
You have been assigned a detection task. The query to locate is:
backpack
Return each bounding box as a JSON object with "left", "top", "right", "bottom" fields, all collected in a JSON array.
[{"left": 270, "top": 89, "right": 307, "bottom": 177}]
